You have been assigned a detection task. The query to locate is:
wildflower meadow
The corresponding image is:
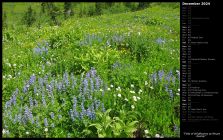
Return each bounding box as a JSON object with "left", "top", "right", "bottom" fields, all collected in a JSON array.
[{"left": 2, "top": 2, "right": 180, "bottom": 138}]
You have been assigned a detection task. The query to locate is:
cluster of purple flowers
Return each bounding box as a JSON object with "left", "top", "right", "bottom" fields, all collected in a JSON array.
[
  {"left": 80, "top": 34, "right": 103, "bottom": 46},
  {"left": 156, "top": 37, "right": 165, "bottom": 45},
  {"left": 112, "top": 34, "right": 125, "bottom": 44},
  {"left": 149, "top": 69, "right": 179, "bottom": 85},
  {"left": 149, "top": 69, "right": 180, "bottom": 100},
  {"left": 33, "top": 41, "right": 49, "bottom": 55},
  {"left": 3, "top": 67, "right": 107, "bottom": 131}
]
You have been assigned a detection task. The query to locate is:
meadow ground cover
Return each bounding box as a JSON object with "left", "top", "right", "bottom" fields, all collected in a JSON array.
[{"left": 2, "top": 3, "right": 180, "bottom": 138}]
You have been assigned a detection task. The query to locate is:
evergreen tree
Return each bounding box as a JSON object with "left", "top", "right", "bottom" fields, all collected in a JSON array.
[
  {"left": 138, "top": 2, "right": 151, "bottom": 10},
  {"left": 41, "top": 3, "right": 46, "bottom": 13},
  {"left": 95, "top": 2, "right": 102, "bottom": 15},
  {"left": 22, "top": 6, "right": 36, "bottom": 27},
  {"left": 46, "top": 3, "right": 60, "bottom": 26},
  {"left": 3, "top": 12, "right": 8, "bottom": 29},
  {"left": 64, "top": 2, "right": 74, "bottom": 19}
]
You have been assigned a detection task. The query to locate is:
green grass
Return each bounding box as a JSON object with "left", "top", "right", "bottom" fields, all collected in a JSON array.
[{"left": 2, "top": 3, "right": 180, "bottom": 138}]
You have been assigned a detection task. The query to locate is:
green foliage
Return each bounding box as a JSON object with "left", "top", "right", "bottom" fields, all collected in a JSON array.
[
  {"left": 3, "top": 3, "right": 180, "bottom": 138},
  {"left": 22, "top": 6, "right": 36, "bottom": 27},
  {"left": 138, "top": 2, "right": 151, "bottom": 10},
  {"left": 3, "top": 12, "right": 8, "bottom": 29},
  {"left": 64, "top": 2, "right": 74, "bottom": 19}
]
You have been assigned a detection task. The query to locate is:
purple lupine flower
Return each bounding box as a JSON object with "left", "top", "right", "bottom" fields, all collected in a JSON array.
[
  {"left": 57, "top": 82, "right": 62, "bottom": 91},
  {"left": 95, "top": 100, "right": 100, "bottom": 110},
  {"left": 34, "top": 86, "right": 37, "bottom": 94},
  {"left": 101, "top": 103, "right": 106, "bottom": 112},
  {"left": 29, "top": 75, "right": 36, "bottom": 85},
  {"left": 166, "top": 70, "right": 172, "bottom": 83},
  {"left": 169, "top": 89, "right": 174, "bottom": 100},
  {"left": 24, "top": 106, "right": 34, "bottom": 124},
  {"left": 17, "top": 113, "right": 22, "bottom": 124},
  {"left": 90, "top": 78, "right": 94, "bottom": 92},
  {"left": 90, "top": 103, "right": 96, "bottom": 120},
  {"left": 69, "top": 109, "right": 75, "bottom": 122},
  {"left": 58, "top": 114, "right": 62, "bottom": 120},
  {"left": 106, "top": 40, "right": 110, "bottom": 46},
  {"left": 63, "top": 72, "right": 69, "bottom": 86},
  {"left": 151, "top": 73, "right": 157, "bottom": 84},
  {"left": 29, "top": 97, "right": 33, "bottom": 107},
  {"left": 50, "top": 112, "right": 54, "bottom": 119},
  {"left": 156, "top": 37, "right": 165, "bottom": 45},
  {"left": 158, "top": 70, "right": 164, "bottom": 81},
  {"left": 11, "top": 94, "right": 16, "bottom": 106},
  {"left": 73, "top": 96, "right": 77, "bottom": 109},
  {"left": 79, "top": 111, "right": 84, "bottom": 120},
  {"left": 43, "top": 75, "right": 48, "bottom": 85},
  {"left": 23, "top": 85, "right": 28, "bottom": 93},
  {"left": 86, "top": 72, "right": 90, "bottom": 78},
  {"left": 173, "top": 124, "right": 178, "bottom": 132},
  {"left": 86, "top": 108, "right": 92, "bottom": 119},
  {"left": 90, "top": 67, "right": 96, "bottom": 78},
  {"left": 95, "top": 76, "right": 101, "bottom": 90},
  {"left": 176, "top": 70, "right": 180, "bottom": 80},
  {"left": 44, "top": 118, "right": 48, "bottom": 127},
  {"left": 34, "top": 99, "right": 38, "bottom": 107},
  {"left": 42, "top": 94, "right": 46, "bottom": 106},
  {"left": 81, "top": 102, "right": 86, "bottom": 116},
  {"left": 83, "top": 78, "right": 88, "bottom": 94},
  {"left": 14, "top": 88, "right": 19, "bottom": 96}
]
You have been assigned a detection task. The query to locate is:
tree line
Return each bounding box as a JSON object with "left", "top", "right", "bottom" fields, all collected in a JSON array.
[{"left": 3, "top": 2, "right": 151, "bottom": 28}]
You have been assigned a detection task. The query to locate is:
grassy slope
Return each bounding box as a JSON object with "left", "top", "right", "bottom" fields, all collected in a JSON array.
[{"left": 3, "top": 3, "right": 180, "bottom": 138}]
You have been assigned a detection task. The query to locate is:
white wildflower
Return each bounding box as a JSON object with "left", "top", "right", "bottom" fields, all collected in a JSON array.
[
  {"left": 99, "top": 89, "right": 103, "bottom": 92},
  {"left": 46, "top": 61, "right": 51, "bottom": 66},
  {"left": 131, "top": 105, "right": 135, "bottom": 109},
  {"left": 133, "top": 96, "right": 137, "bottom": 101},
  {"left": 137, "top": 97, "right": 141, "bottom": 100},
  {"left": 13, "top": 64, "right": 16, "bottom": 67},
  {"left": 107, "top": 88, "right": 111, "bottom": 91},
  {"left": 144, "top": 130, "right": 149, "bottom": 134},
  {"left": 124, "top": 98, "right": 128, "bottom": 101},
  {"left": 116, "top": 87, "right": 121, "bottom": 91},
  {"left": 145, "top": 81, "right": 148, "bottom": 86},
  {"left": 44, "top": 128, "right": 48, "bottom": 132},
  {"left": 176, "top": 93, "right": 180, "bottom": 96},
  {"left": 118, "top": 94, "right": 121, "bottom": 98},
  {"left": 155, "top": 134, "right": 160, "bottom": 138},
  {"left": 130, "top": 90, "right": 135, "bottom": 94},
  {"left": 131, "top": 84, "right": 134, "bottom": 88},
  {"left": 150, "top": 86, "right": 154, "bottom": 90},
  {"left": 110, "top": 85, "right": 114, "bottom": 88},
  {"left": 26, "top": 131, "right": 29, "bottom": 135},
  {"left": 144, "top": 71, "right": 147, "bottom": 75},
  {"left": 2, "top": 129, "right": 6, "bottom": 134},
  {"left": 8, "top": 75, "right": 12, "bottom": 79},
  {"left": 178, "top": 88, "right": 180, "bottom": 92}
]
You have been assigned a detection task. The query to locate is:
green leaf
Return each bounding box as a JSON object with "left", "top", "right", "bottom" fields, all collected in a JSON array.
[
  {"left": 125, "top": 127, "right": 137, "bottom": 134},
  {"left": 127, "top": 121, "right": 138, "bottom": 127}
]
